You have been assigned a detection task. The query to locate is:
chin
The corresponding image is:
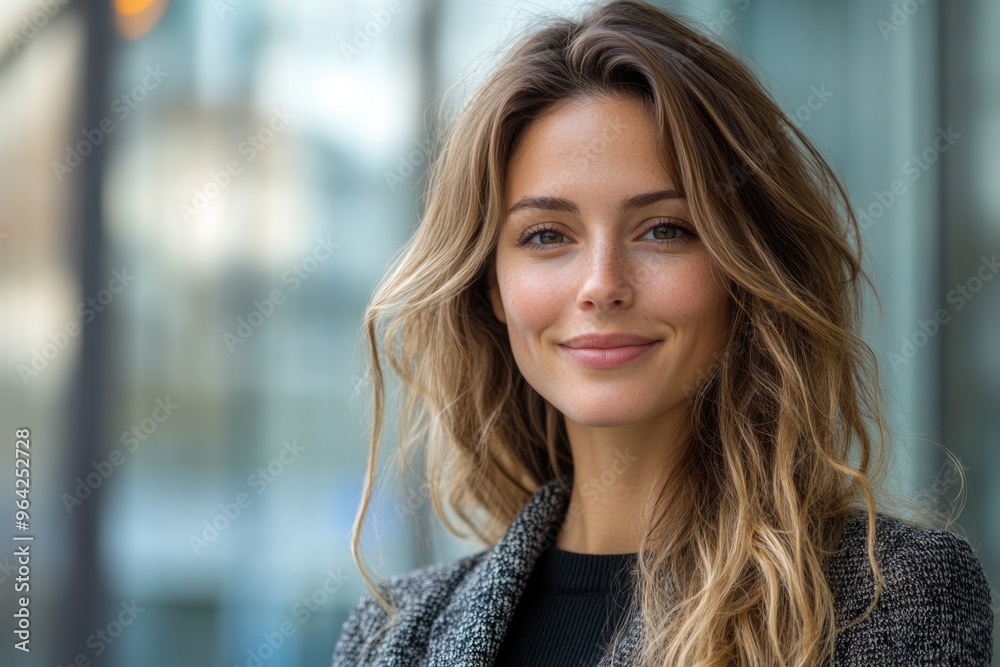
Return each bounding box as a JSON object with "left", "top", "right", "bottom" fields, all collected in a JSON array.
[{"left": 560, "top": 402, "right": 654, "bottom": 428}]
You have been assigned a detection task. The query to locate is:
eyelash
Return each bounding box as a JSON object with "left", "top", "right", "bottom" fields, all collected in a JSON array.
[{"left": 514, "top": 218, "right": 697, "bottom": 252}]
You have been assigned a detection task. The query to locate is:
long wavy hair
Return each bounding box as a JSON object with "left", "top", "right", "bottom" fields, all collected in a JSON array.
[{"left": 347, "top": 1, "right": 936, "bottom": 664}]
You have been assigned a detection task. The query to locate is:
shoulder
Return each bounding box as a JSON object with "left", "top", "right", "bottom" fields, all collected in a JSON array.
[
  {"left": 828, "top": 511, "right": 994, "bottom": 666},
  {"left": 331, "top": 550, "right": 487, "bottom": 667}
]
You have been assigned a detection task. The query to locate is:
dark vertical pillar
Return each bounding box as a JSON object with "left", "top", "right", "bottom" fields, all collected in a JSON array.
[
  {"left": 63, "top": 0, "right": 115, "bottom": 658},
  {"left": 939, "top": 6, "right": 998, "bottom": 656},
  {"left": 936, "top": 0, "right": 953, "bottom": 456}
]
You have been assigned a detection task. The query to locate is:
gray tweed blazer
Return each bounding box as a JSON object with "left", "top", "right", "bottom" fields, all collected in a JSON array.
[{"left": 331, "top": 476, "right": 994, "bottom": 666}]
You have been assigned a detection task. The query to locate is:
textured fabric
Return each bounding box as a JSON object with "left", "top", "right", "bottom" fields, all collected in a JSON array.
[
  {"left": 492, "top": 544, "right": 638, "bottom": 666},
  {"left": 331, "top": 476, "right": 994, "bottom": 666}
]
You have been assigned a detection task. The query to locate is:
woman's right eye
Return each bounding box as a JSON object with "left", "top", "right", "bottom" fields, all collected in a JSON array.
[{"left": 516, "top": 225, "right": 566, "bottom": 251}]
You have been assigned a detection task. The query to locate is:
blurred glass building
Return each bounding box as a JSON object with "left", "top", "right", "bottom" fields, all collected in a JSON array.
[{"left": 0, "top": 0, "right": 997, "bottom": 664}]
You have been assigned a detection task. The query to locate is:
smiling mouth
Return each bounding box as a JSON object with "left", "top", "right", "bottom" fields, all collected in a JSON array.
[{"left": 559, "top": 341, "right": 660, "bottom": 369}]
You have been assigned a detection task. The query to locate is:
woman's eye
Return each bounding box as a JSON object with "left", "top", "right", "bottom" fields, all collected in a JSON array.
[
  {"left": 644, "top": 223, "right": 691, "bottom": 242},
  {"left": 648, "top": 226, "right": 678, "bottom": 240},
  {"left": 516, "top": 227, "right": 566, "bottom": 250}
]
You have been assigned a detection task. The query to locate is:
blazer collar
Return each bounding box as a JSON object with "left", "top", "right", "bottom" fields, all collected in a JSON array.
[{"left": 425, "top": 474, "right": 644, "bottom": 667}]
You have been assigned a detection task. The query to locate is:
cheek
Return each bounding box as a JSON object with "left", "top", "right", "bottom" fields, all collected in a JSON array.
[
  {"left": 498, "top": 268, "right": 567, "bottom": 337},
  {"left": 642, "top": 258, "right": 729, "bottom": 339}
]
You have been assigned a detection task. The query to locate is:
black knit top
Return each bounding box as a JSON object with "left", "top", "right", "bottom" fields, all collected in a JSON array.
[{"left": 493, "top": 545, "right": 639, "bottom": 666}]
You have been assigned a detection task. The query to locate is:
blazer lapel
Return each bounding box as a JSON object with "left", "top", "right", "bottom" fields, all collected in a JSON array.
[
  {"left": 596, "top": 602, "right": 643, "bottom": 667},
  {"left": 425, "top": 476, "right": 572, "bottom": 667}
]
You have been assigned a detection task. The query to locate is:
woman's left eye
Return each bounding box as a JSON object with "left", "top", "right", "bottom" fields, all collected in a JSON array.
[{"left": 643, "top": 221, "right": 696, "bottom": 243}]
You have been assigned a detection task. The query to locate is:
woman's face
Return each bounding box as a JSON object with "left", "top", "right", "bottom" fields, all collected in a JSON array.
[{"left": 487, "top": 95, "right": 730, "bottom": 431}]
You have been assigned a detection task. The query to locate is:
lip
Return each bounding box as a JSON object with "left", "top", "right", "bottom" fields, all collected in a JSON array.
[
  {"left": 561, "top": 332, "right": 659, "bottom": 348},
  {"left": 559, "top": 333, "right": 661, "bottom": 369}
]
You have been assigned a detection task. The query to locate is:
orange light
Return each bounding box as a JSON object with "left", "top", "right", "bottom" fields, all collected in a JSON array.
[
  {"left": 114, "top": 0, "right": 157, "bottom": 16},
  {"left": 113, "top": 0, "right": 167, "bottom": 40}
]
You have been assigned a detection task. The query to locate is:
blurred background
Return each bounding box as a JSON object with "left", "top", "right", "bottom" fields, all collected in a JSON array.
[{"left": 0, "top": 0, "right": 997, "bottom": 664}]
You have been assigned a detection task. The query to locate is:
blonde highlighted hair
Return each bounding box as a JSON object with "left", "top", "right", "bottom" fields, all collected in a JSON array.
[{"left": 347, "top": 1, "right": 946, "bottom": 664}]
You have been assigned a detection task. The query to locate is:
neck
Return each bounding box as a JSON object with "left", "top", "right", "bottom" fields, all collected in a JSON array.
[{"left": 554, "top": 410, "right": 688, "bottom": 554}]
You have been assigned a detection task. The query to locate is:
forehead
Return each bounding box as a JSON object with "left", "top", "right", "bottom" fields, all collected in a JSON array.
[{"left": 504, "top": 96, "right": 677, "bottom": 205}]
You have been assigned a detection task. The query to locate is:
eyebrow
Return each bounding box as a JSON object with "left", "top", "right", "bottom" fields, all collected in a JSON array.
[{"left": 505, "top": 189, "right": 686, "bottom": 218}]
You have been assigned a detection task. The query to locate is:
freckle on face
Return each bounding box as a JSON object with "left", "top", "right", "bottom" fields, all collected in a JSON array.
[{"left": 488, "top": 95, "right": 730, "bottom": 430}]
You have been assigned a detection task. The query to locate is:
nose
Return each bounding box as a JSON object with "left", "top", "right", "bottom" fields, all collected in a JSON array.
[{"left": 576, "top": 241, "right": 635, "bottom": 312}]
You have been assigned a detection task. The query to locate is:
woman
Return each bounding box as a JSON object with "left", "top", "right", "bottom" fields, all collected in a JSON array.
[{"left": 332, "top": 1, "right": 994, "bottom": 665}]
